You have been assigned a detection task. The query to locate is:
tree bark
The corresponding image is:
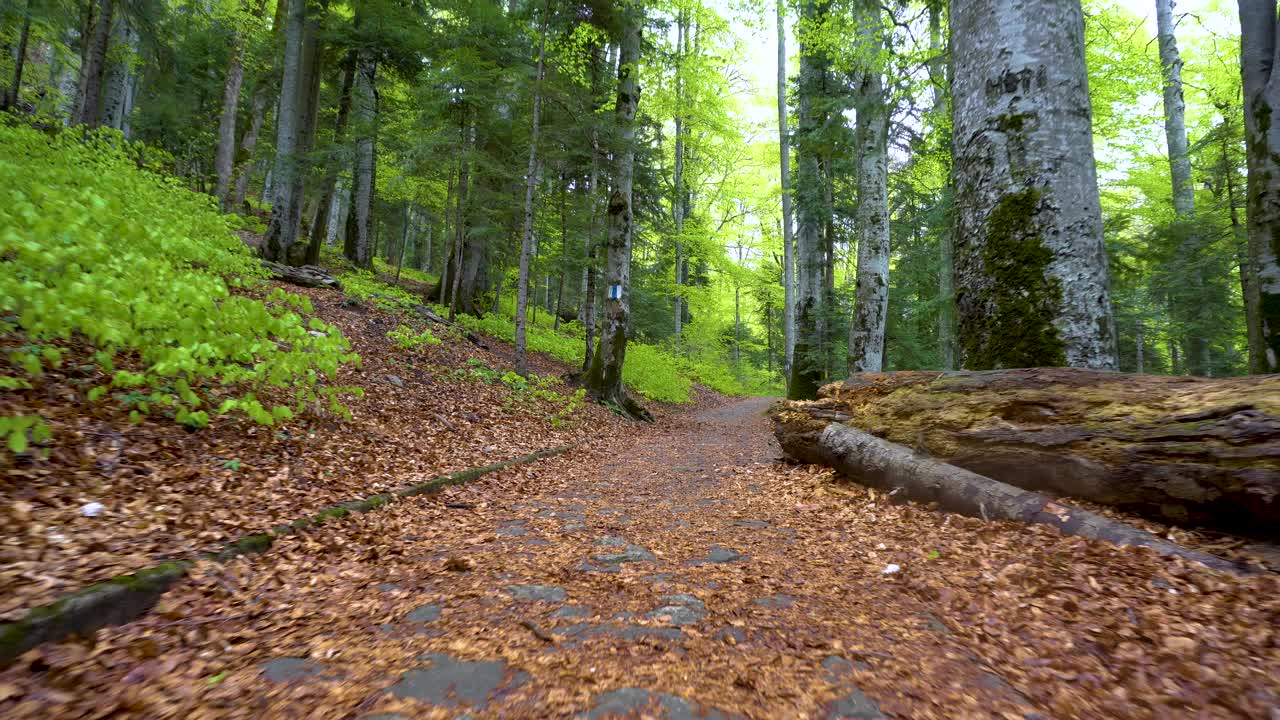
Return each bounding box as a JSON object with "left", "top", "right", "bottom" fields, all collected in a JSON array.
[
  {"left": 215, "top": 4, "right": 255, "bottom": 210},
  {"left": 773, "top": 369, "right": 1280, "bottom": 540},
  {"left": 72, "top": 0, "right": 114, "bottom": 127},
  {"left": 262, "top": 0, "right": 307, "bottom": 264},
  {"left": 929, "top": 0, "right": 955, "bottom": 371},
  {"left": 672, "top": 11, "right": 688, "bottom": 350},
  {"left": 789, "top": 0, "right": 829, "bottom": 400},
  {"left": 515, "top": 11, "right": 548, "bottom": 377},
  {"left": 585, "top": 10, "right": 648, "bottom": 420},
  {"left": 1156, "top": 0, "right": 1208, "bottom": 375},
  {"left": 777, "top": 0, "right": 797, "bottom": 384},
  {"left": 1237, "top": 0, "right": 1280, "bottom": 373},
  {"left": 347, "top": 48, "right": 378, "bottom": 269},
  {"left": 307, "top": 54, "right": 355, "bottom": 265},
  {"left": 768, "top": 409, "right": 1248, "bottom": 573},
  {"left": 848, "top": 2, "right": 890, "bottom": 374},
  {"left": 230, "top": 88, "right": 268, "bottom": 211},
  {"left": 950, "top": 0, "right": 1118, "bottom": 370},
  {"left": 3, "top": 0, "right": 32, "bottom": 111}
]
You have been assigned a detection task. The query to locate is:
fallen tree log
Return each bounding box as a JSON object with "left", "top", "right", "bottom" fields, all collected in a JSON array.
[
  {"left": 262, "top": 261, "right": 343, "bottom": 291},
  {"left": 772, "top": 369, "right": 1280, "bottom": 540},
  {"left": 770, "top": 417, "right": 1249, "bottom": 573}
]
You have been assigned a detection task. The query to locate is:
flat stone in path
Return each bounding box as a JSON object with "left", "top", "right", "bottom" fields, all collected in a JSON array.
[
  {"left": 646, "top": 594, "right": 706, "bottom": 626},
  {"left": 595, "top": 536, "right": 627, "bottom": 547},
  {"left": 753, "top": 594, "right": 795, "bottom": 609},
  {"left": 506, "top": 585, "right": 567, "bottom": 602},
  {"left": 591, "top": 544, "right": 656, "bottom": 565},
  {"left": 259, "top": 658, "right": 330, "bottom": 683},
  {"left": 389, "top": 654, "right": 527, "bottom": 709},
  {"left": 405, "top": 603, "right": 442, "bottom": 623},
  {"left": 822, "top": 687, "right": 884, "bottom": 719},
  {"left": 731, "top": 519, "right": 770, "bottom": 529},
  {"left": 496, "top": 522, "right": 528, "bottom": 537},
  {"left": 551, "top": 605, "right": 592, "bottom": 619},
  {"left": 586, "top": 687, "right": 740, "bottom": 720},
  {"left": 689, "top": 545, "right": 746, "bottom": 565}
]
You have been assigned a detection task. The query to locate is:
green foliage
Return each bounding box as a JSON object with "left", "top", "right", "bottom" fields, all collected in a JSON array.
[
  {"left": 387, "top": 324, "right": 441, "bottom": 350},
  {"left": 453, "top": 359, "right": 587, "bottom": 427},
  {"left": 337, "top": 265, "right": 424, "bottom": 312},
  {"left": 0, "top": 124, "right": 361, "bottom": 447}
]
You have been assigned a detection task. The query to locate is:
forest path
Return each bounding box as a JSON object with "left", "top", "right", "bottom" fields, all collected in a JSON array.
[{"left": 221, "top": 395, "right": 1039, "bottom": 719}]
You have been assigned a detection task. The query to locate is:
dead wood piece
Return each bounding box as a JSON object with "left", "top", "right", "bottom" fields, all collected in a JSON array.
[
  {"left": 770, "top": 412, "right": 1251, "bottom": 574},
  {"left": 262, "top": 261, "right": 343, "bottom": 290},
  {"left": 775, "top": 369, "right": 1280, "bottom": 539}
]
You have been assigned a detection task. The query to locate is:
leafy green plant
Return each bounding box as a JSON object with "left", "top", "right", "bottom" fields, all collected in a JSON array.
[
  {"left": 387, "top": 324, "right": 441, "bottom": 350},
  {"left": 0, "top": 124, "right": 362, "bottom": 448}
]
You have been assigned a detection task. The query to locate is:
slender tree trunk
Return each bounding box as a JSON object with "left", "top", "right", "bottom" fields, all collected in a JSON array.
[
  {"left": 585, "top": 10, "right": 647, "bottom": 419},
  {"left": 348, "top": 48, "right": 378, "bottom": 269},
  {"left": 950, "top": 0, "right": 1118, "bottom": 370},
  {"left": 230, "top": 88, "right": 268, "bottom": 211},
  {"left": 929, "top": 0, "right": 956, "bottom": 370},
  {"left": 73, "top": 0, "right": 114, "bottom": 127},
  {"left": 672, "top": 11, "right": 688, "bottom": 349},
  {"left": 215, "top": 11, "right": 251, "bottom": 210},
  {"left": 789, "top": 0, "right": 829, "bottom": 399},
  {"left": 848, "top": 3, "right": 890, "bottom": 374},
  {"left": 307, "top": 54, "right": 355, "bottom": 264},
  {"left": 262, "top": 0, "right": 306, "bottom": 263},
  {"left": 3, "top": 0, "right": 32, "bottom": 111},
  {"left": 1222, "top": 113, "right": 1264, "bottom": 370},
  {"left": 395, "top": 205, "right": 409, "bottom": 285},
  {"left": 515, "top": 12, "right": 548, "bottom": 377},
  {"left": 1237, "top": 1, "right": 1280, "bottom": 373},
  {"left": 448, "top": 122, "right": 472, "bottom": 322},
  {"left": 777, "top": 0, "right": 797, "bottom": 383},
  {"left": 1156, "top": 0, "right": 1207, "bottom": 375},
  {"left": 1136, "top": 319, "right": 1145, "bottom": 373}
]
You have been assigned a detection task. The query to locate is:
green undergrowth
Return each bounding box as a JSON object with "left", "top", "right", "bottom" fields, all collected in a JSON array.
[
  {"left": 0, "top": 122, "right": 361, "bottom": 454},
  {"left": 325, "top": 249, "right": 765, "bottom": 405}
]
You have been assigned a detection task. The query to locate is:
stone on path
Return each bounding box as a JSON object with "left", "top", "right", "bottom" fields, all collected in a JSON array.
[
  {"left": 405, "top": 603, "right": 441, "bottom": 623},
  {"left": 731, "top": 519, "right": 769, "bottom": 529},
  {"left": 646, "top": 594, "right": 706, "bottom": 626},
  {"left": 753, "top": 594, "right": 795, "bottom": 609},
  {"left": 496, "top": 522, "right": 528, "bottom": 537},
  {"left": 506, "top": 585, "right": 567, "bottom": 602},
  {"left": 822, "top": 687, "right": 884, "bottom": 719},
  {"left": 591, "top": 544, "right": 655, "bottom": 565},
  {"left": 587, "top": 687, "right": 740, "bottom": 720},
  {"left": 389, "top": 654, "right": 526, "bottom": 709},
  {"left": 595, "top": 536, "right": 627, "bottom": 547},
  {"left": 689, "top": 545, "right": 746, "bottom": 565},
  {"left": 551, "top": 605, "right": 592, "bottom": 619}
]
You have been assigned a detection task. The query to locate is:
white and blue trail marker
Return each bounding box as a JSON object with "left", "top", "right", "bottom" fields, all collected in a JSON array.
[{"left": 608, "top": 284, "right": 623, "bottom": 300}]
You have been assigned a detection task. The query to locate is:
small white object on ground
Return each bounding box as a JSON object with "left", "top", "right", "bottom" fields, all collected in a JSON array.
[
  {"left": 80, "top": 502, "right": 105, "bottom": 517},
  {"left": 882, "top": 563, "right": 900, "bottom": 575}
]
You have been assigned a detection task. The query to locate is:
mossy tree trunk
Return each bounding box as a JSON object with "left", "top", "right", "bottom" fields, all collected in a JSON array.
[
  {"left": 585, "top": 10, "right": 649, "bottom": 421},
  {"left": 950, "top": 0, "right": 1117, "bottom": 370},
  {"left": 777, "top": 0, "right": 797, "bottom": 383},
  {"left": 1237, "top": 1, "right": 1280, "bottom": 374},
  {"left": 789, "top": 0, "right": 830, "bottom": 400},
  {"left": 262, "top": 0, "right": 308, "bottom": 265},
  {"left": 347, "top": 47, "right": 377, "bottom": 269}
]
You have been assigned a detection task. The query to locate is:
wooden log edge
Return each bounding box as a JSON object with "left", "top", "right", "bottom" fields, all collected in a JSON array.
[{"left": 781, "top": 419, "right": 1256, "bottom": 576}]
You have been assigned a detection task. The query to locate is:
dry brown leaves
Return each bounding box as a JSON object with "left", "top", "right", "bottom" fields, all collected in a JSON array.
[
  {"left": 0, "top": 281, "right": 631, "bottom": 617},
  {"left": 1, "top": 396, "right": 1275, "bottom": 719}
]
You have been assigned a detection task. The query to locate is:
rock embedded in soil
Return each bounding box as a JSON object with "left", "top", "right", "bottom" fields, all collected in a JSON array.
[
  {"left": 586, "top": 687, "right": 741, "bottom": 720},
  {"left": 506, "top": 585, "right": 567, "bottom": 602},
  {"left": 388, "top": 654, "right": 526, "bottom": 709},
  {"left": 822, "top": 687, "right": 884, "bottom": 719},
  {"left": 404, "top": 603, "right": 441, "bottom": 623}
]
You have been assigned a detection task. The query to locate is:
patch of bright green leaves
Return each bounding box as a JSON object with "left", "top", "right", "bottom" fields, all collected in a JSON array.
[
  {"left": 0, "top": 124, "right": 362, "bottom": 450},
  {"left": 387, "top": 324, "right": 441, "bottom": 351},
  {"left": 455, "top": 359, "right": 586, "bottom": 427}
]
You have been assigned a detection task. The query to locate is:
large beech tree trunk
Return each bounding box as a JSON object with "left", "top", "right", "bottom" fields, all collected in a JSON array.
[
  {"left": 262, "top": 0, "right": 307, "bottom": 264},
  {"left": 585, "top": 10, "right": 648, "bottom": 421},
  {"left": 848, "top": 1, "right": 890, "bottom": 374},
  {"left": 72, "top": 0, "right": 114, "bottom": 127},
  {"left": 1237, "top": 1, "right": 1280, "bottom": 373},
  {"left": 347, "top": 48, "right": 377, "bottom": 269},
  {"left": 950, "top": 0, "right": 1117, "bottom": 370},
  {"left": 771, "top": 369, "right": 1280, "bottom": 540},
  {"left": 789, "top": 0, "right": 829, "bottom": 400}
]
